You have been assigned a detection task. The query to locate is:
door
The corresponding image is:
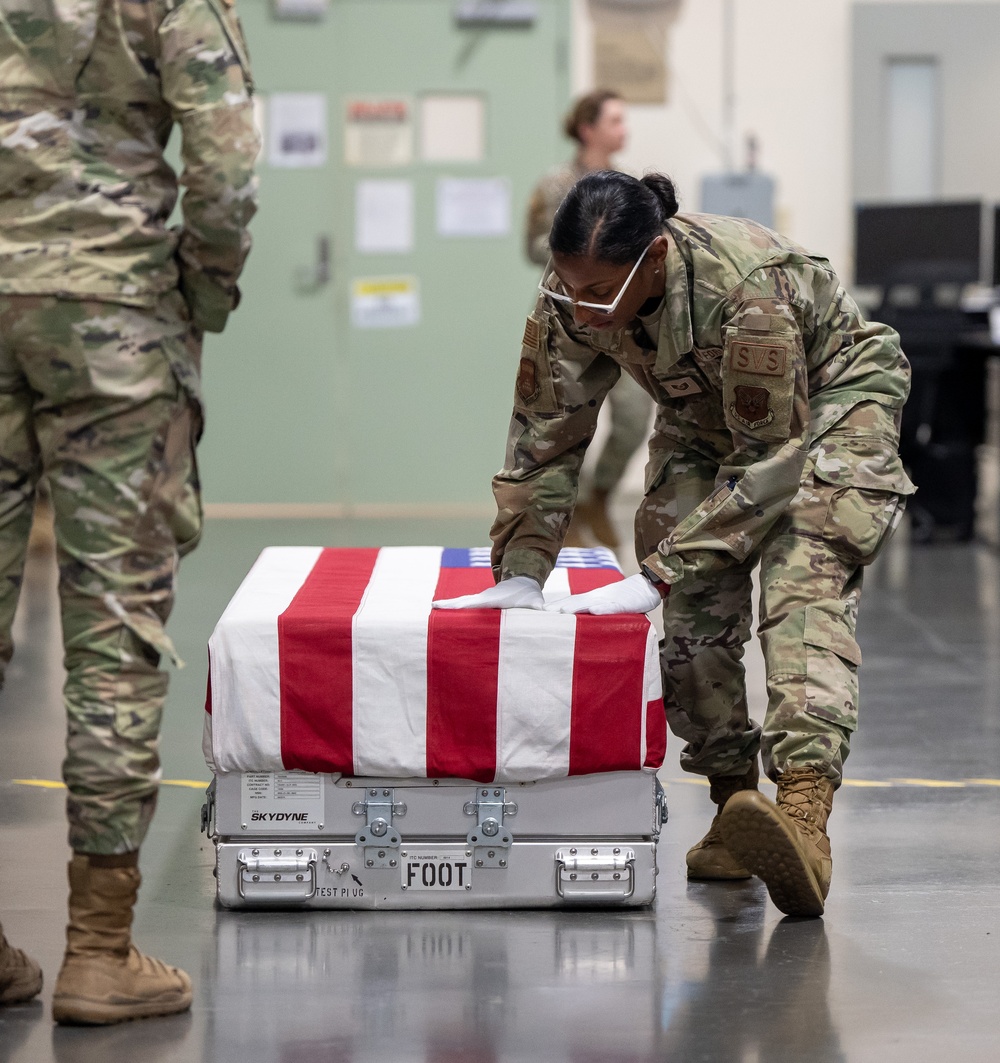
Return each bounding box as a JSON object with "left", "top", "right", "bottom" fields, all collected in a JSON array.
[{"left": 201, "top": 0, "right": 570, "bottom": 511}]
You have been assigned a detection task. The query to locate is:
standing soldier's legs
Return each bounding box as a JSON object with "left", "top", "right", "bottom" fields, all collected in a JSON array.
[
  {"left": 7, "top": 294, "right": 201, "bottom": 1022},
  {"left": 720, "top": 462, "right": 904, "bottom": 917},
  {"left": 635, "top": 445, "right": 761, "bottom": 879},
  {"left": 0, "top": 297, "right": 45, "bottom": 1006},
  {"left": 580, "top": 373, "right": 653, "bottom": 547}
]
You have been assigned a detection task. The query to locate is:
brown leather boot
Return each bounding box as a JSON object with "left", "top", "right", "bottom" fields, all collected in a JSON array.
[
  {"left": 686, "top": 762, "right": 759, "bottom": 880},
  {"left": 719, "top": 768, "right": 835, "bottom": 917},
  {"left": 52, "top": 853, "right": 192, "bottom": 1025},
  {"left": 0, "top": 923, "right": 43, "bottom": 1005}
]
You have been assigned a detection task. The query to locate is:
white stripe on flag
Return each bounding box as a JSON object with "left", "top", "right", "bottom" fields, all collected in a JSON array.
[
  {"left": 540, "top": 566, "right": 572, "bottom": 605},
  {"left": 352, "top": 546, "right": 443, "bottom": 776},
  {"left": 496, "top": 600, "right": 576, "bottom": 782},
  {"left": 209, "top": 546, "right": 323, "bottom": 772}
]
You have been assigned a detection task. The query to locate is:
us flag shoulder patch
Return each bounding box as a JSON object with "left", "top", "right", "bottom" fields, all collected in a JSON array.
[{"left": 522, "top": 316, "right": 542, "bottom": 350}]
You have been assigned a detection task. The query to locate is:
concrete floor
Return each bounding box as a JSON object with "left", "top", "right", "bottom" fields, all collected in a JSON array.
[{"left": 1, "top": 512, "right": 999, "bottom": 1062}]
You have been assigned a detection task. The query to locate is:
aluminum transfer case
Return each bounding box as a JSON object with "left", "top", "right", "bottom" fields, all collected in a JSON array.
[{"left": 205, "top": 769, "right": 666, "bottom": 910}]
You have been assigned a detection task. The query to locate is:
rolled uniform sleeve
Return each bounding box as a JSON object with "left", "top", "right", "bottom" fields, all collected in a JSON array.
[
  {"left": 159, "top": 0, "right": 260, "bottom": 332},
  {"left": 491, "top": 296, "right": 621, "bottom": 585},
  {"left": 642, "top": 275, "right": 813, "bottom": 587}
]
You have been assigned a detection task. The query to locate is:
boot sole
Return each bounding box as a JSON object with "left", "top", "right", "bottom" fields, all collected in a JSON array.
[
  {"left": 52, "top": 988, "right": 192, "bottom": 1026},
  {"left": 686, "top": 865, "right": 752, "bottom": 881},
  {"left": 0, "top": 974, "right": 43, "bottom": 1005},
  {"left": 719, "top": 793, "right": 826, "bottom": 918}
]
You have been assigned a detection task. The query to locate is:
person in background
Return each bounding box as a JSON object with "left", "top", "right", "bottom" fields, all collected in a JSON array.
[
  {"left": 524, "top": 91, "right": 653, "bottom": 549},
  {"left": 437, "top": 171, "right": 914, "bottom": 919},
  {"left": 0, "top": 0, "right": 259, "bottom": 1023}
]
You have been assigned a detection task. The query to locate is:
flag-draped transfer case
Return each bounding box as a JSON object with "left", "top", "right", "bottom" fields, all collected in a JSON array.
[{"left": 203, "top": 546, "right": 668, "bottom": 910}]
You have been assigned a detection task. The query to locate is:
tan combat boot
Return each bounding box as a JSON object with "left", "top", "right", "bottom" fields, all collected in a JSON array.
[
  {"left": 52, "top": 853, "right": 192, "bottom": 1025},
  {"left": 0, "top": 923, "right": 43, "bottom": 1005},
  {"left": 718, "top": 768, "right": 835, "bottom": 918},
  {"left": 685, "top": 762, "right": 759, "bottom": 880}
]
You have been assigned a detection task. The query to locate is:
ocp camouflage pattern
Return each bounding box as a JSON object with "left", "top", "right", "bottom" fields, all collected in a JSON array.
[
  {"left": 0, "top": 0, "right": 260, "bottom": 334},
  {"left": 492, "top": 212, "right": 914, "bottom": 588},
  {"left": 491, "top": 212, "right": 914, "bottom": 783}
]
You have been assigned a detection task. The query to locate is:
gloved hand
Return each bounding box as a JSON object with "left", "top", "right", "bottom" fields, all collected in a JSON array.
[
  {"left": 431, "top": 575, "right": 544, "bottom": 611},
  {"left": 545, "top": 573, "right": 664, "bottom": 615}
]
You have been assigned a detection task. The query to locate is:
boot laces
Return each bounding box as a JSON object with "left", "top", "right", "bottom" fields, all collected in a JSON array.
[{"left": 778, "top": 773, "right": 828, "bottom": 828}]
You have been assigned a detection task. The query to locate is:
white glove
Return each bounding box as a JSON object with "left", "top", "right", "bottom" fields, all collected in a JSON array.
[
  {"left": 431, "top": 575, "right": 544, "bottom": 611},
  {"left": 545, "top": 573, "right": 663, "bottom": 615}
]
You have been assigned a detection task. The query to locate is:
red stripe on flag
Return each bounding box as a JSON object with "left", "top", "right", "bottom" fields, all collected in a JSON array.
[
  {"left": 645, "top": 695, "right": 667, "bottom": 768},
  {"left": 426, "top": 567, "right": 499, "bottom": 782},
  {"left": 568, "top": 614, "right": 649, "bottom": 775},
  {"left": 279, "top": 548, "right": 379, "bottom": 773},
  {"left": 566, "top": 566, "right": 622, "bottom": 594}
]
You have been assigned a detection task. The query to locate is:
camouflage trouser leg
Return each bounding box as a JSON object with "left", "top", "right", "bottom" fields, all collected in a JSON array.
[
  {"left": 636, "top": 440, "right": 905, "bottom": 786},
  {"left": 0, "top": 293, "right": 203, "bottom": 854},
  {"left": 758, "top": 461, "right": 904, "bottom": 785},
  {"left": 592, "top": 372, "right": 654, "bottom": 494},
  {"left": 0, "top": 357, "right": 41, "bottom": 674},
  {"left": 635, "top": 446, "right": 761, "bottom": 777}
]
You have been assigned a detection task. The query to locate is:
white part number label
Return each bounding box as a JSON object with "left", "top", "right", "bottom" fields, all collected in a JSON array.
[{"left": 402, "top": 851, "right": 471, "bottom": 891}]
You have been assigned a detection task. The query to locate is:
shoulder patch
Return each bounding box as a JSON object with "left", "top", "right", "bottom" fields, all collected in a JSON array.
[
  {"left": 522, "top": 316, "right": 541, "bottom": 351},
  {"left": 729, "top": 341, "right": 786, "bottom": 377},
  {"left": 517, "top": 358, "right": 538, "bottom": 402},
  {"left": 664, "top": 377, "right": 703, "bottom": 399}
]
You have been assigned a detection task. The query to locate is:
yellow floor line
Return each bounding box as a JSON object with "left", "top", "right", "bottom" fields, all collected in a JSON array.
[
  {"left": 9, "top": 776, "right": 1000, "bottom": 791},
  {"left": 890, "top": 778, "right": 967, "bottom": 788}
]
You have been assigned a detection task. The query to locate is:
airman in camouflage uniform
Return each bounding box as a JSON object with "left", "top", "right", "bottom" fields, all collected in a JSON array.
[
  {"left": 490, "top": 174, "right": 914, "bottom": 917},
  {"left": 0, "top": 0, "right": 258, "bottom": 1021}
]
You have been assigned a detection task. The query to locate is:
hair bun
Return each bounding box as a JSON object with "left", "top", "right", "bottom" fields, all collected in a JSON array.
[{"left": 640, "top": 173, "right": 679, "bottom": 220}]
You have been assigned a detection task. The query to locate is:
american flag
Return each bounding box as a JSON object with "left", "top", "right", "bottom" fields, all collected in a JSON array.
[{"left": 205, "top": 546, "right": 665, "bottom": 783}]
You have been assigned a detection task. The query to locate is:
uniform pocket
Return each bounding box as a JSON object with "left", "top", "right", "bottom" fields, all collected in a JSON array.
[
  {"left": 803, "top": 604, "right": 860, "bottom": 732},
  {"left": 811, "top": 432, "right": 914, "bottom": 565}
]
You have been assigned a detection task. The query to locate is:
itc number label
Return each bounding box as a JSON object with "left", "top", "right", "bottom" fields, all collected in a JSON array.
[{"left": 402, "top": 852, "right": 470, "bottom": 891}]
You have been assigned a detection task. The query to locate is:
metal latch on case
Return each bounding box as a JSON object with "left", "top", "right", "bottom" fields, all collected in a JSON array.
[
  {"left": 352, "top": 788, "right": 407, "bottom": 869},
  {"left": 555, "top": 847, "right": 635, "bottom": 901},
  {"left": 238, "top": 847, "right": 317, "bottom": 903},
  {"left": 463, "top": 787, "right": 517, "bottom": 868}
]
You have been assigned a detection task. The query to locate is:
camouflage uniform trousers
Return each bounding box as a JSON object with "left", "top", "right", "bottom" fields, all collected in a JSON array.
[
  {"left": 0, "top": 291, "right": 203, "bottom": 854},
  {"left": 635, "top": 423, "right": 906, "bottom": 787},
  {"left": 591, "top": 371, "right": 654, "bottom": 494}
]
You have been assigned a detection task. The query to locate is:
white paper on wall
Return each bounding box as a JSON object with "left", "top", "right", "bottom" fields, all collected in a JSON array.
[
  {"left": 351, "top": 276, "right": 420, "bottom": 329},
  {"left": 436, "top": 177, "right": 511, "bottom": 238},
  {"left": 345, "top": 97, "right": 413, "bottom": 167},
  {"left": 420, "top": 95, "right": 485, "bottom": 162},
  {"left": 355, "top": 180, "right": 414, "bottom": 254},
  {"left": 269, "top": 93, "right": 327, "bottom": 168}
]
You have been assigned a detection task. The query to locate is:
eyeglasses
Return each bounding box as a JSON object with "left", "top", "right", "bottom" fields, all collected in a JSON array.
[{"left": 538, "top": 238, "right": 657, "bottom": 314}]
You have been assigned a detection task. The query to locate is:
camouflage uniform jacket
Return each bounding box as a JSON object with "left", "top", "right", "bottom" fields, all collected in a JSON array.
[
  {"left": 524, "top": 161, "right": 584, "bottom": 266},
  {"left": 0, "top": 0, "right": 259, "bottom": 332},
  {"left": 492, "top": 212, "right": 916, "bottom": 588}
]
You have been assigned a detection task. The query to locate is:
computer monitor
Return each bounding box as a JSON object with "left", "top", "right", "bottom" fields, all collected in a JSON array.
[{"left": 854, "top": 202, "right": 982, "bottom": 287}]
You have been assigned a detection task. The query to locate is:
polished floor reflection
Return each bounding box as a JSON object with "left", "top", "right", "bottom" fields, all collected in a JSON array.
[{"left": 2, "top": 515, "right": 999, "bottom": 1062}]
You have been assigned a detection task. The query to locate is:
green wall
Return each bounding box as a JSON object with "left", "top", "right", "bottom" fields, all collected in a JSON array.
[{"left": 197, "top": 0, "right": 570, "bottom": 508}]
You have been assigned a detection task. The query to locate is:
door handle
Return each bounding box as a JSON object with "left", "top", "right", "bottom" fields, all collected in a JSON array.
[{"left": 296, "top": 235, "right": 331, "bottom": 289}]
